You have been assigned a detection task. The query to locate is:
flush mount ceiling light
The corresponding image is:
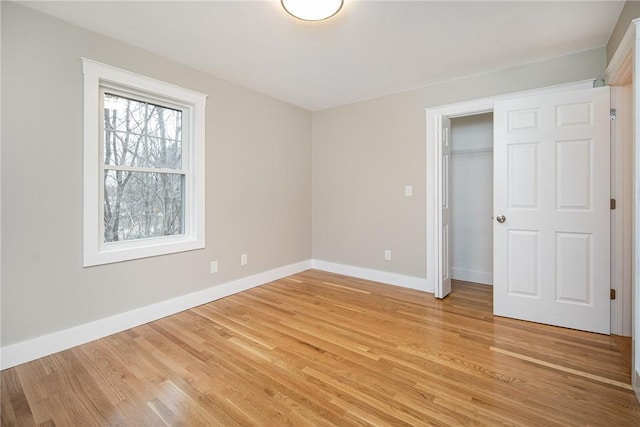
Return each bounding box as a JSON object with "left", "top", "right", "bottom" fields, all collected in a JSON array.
[{"left": 281, "top": 0, "right": 344, "bottom": 21}]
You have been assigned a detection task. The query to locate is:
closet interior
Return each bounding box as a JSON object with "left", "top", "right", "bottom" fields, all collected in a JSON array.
[{"left": 450, "top": 113, "right": 494, "bottom": 286}]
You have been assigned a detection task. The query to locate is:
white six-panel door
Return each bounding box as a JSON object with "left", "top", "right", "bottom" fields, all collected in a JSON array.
[
  {"left": 437, "top": 117, "right": 453, "bottom": 298},
  {"left": 493, "top": 87, "right": 611, "bottom": 334}
]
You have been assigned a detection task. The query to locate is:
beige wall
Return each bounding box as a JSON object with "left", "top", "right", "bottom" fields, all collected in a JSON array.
[
  {"left": 1, "top": 2, "right": 311, "bottom": 345},
  {"left": 607, "top": 1, "right": 640, "bottom": 64},
  {"left": 312, "top": 48, "right": 606, "bottom": 279},
  {"left": 1, "top": 1, "right": 611, "bottom": 348}
]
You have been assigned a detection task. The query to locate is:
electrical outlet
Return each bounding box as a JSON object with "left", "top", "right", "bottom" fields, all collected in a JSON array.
[
  {"left": 405, "top": 185, "right": 413, "bottom": 197},
  {"left": 384, "top": 250, "right": 391, "bottom": 261},
  {"left": 210, "top": 261, "right": 219, "bottom": 274},
  {"left": 241, "top": 254, "right": 248, "bottom": 266}
]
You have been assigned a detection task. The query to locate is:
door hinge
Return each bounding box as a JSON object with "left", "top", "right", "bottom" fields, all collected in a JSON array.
[
  {"left": 610, "top": 109, "right": 617, "bottom": 120},
  {"left": 610, "top": 289, "right": 616, "bottom": 300},
  {"left": 611, "top": 198, "right": 616, "bottom": 210}
]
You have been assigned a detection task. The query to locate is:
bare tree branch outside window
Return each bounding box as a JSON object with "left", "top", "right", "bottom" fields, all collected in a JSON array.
[{"left": 103, "top": 93, "right": 184, "bottom": 243}]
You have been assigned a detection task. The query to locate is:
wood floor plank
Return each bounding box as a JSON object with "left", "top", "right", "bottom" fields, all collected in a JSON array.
[
  {"left": 2, "top": 270, "right": 639, "bottom": 426},
  {"left": 1, "top": 368, "right": 34, "bottom": 427}
]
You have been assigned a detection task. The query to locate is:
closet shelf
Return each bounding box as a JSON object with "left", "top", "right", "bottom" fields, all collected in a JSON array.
[{"left": 451, "top": 147, "right": 493, "bottom": 156}]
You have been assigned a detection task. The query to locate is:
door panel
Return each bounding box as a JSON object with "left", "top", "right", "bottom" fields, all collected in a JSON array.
[
  {"left": 556, "top": 232, "right": 592, "bottom": 303},
  {"left": 556, "top": 139, "right": 592, "bottom": 209},
  {"left": 494, "top": 86, "right": 610, "bottom": 334},
  {"left": 507, "top": 230, "right": 540, "bottom": 297},
  {"left": 508, "top": 143, "right": 540, "bottom": 209}
]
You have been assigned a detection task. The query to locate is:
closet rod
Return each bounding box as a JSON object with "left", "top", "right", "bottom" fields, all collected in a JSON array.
[{"left": 451, "top": 147, "right": 493, "bottom": 155}]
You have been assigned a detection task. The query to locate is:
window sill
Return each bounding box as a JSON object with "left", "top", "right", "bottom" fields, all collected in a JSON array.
[{"left": 83, "top": 237, "right": 205, "bottom": 267}]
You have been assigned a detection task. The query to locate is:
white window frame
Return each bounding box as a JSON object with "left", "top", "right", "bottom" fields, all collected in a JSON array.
[{"left": 82, "top": 58, "right": 207, "bottom": 267}]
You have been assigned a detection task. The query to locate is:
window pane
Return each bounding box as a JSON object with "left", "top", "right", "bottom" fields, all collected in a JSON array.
[
  {"left": 103, "top": 93, "right": 182, "bottom": 169},
  {"left": 104, "top": 170, "right": 184, "bottom": 242}
]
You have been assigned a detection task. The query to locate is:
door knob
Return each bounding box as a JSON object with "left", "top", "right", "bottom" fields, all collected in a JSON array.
[{"left": 496, "top": 215, "right": 506, "bottom": 223}]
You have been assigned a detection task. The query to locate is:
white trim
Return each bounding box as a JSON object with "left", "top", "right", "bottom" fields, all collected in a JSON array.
[
  {"left": 425, "top": 79, "right": 595, "bottom": 118},
  {"left": 635, "top": 370, "right": 640, "bottom": 403},
  {"left": 0, "top": 3, "right": 3, "bottom": 372},
  {"left": 311, "top": 259, "right": 432, "bottom": 293},
  {"left": 632, "top": 19, "right": 640, "bottom": 403},
  {"left": 0, "top": 260, "right": 312, "bottom": 370},
  {"left": 82, "top": 58, "right": 207, "bottom": 267},
  {"left": 605, "top": 21, "right": 636, "bottom": 86},
  {"left": 609, "top": 86, "right": 634, "bottom": 337},
  {"left": 82, "top": 58, "right": 207, "bottom": 102},
  {"left": 425, "top": 79, "right": 596, "bottom": 295},
  {"left": 451, "top": 267, "right": 493, "bottom": 286}
]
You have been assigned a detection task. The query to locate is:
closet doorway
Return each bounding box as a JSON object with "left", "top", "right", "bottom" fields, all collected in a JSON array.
[
  {"left": 450, "top": 114, "right": 494, "bottom": 288},
  {"left": 427, "top": 81, "right": 614, "bottom": 335}
]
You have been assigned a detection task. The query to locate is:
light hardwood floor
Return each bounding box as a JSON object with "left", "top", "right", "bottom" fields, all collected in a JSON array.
[{"left": 2, "top": 270, "right": 639, "bottom": 426}]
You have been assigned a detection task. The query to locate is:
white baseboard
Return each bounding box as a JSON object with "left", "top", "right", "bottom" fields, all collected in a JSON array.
[
  {"left": 1, "top": 259, "right": 431, "bottom": 369},
  {"left": 0, "top": 260, "right": 312, "bottom": 370},
  {"left": 451, "top": 267, "right": 493, "bottom": 285},
  {"left": 311, "top": 259, "right": 432, "bottom": 293}
]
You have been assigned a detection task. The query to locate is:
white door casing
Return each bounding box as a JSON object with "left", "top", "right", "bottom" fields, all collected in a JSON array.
[
  {"left": 436, "top": 117, "right": 453, "bottom": 298},
  {"left": 493, "top": 87, "right": 611, "bottom": 334}
]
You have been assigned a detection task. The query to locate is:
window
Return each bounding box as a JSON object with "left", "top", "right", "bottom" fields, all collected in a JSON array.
[{"left": 82, "top": 59, "right": 206, "bottom": 266}]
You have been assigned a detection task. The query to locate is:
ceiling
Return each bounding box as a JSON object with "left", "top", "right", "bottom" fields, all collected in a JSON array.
[{"left": 20, "top": 1, "right": 624, "bottom": 111}]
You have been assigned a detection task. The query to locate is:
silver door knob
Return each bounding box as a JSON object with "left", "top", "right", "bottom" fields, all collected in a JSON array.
[{"left": 496, "top": 215, "right": 506, "bottom": 223}]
